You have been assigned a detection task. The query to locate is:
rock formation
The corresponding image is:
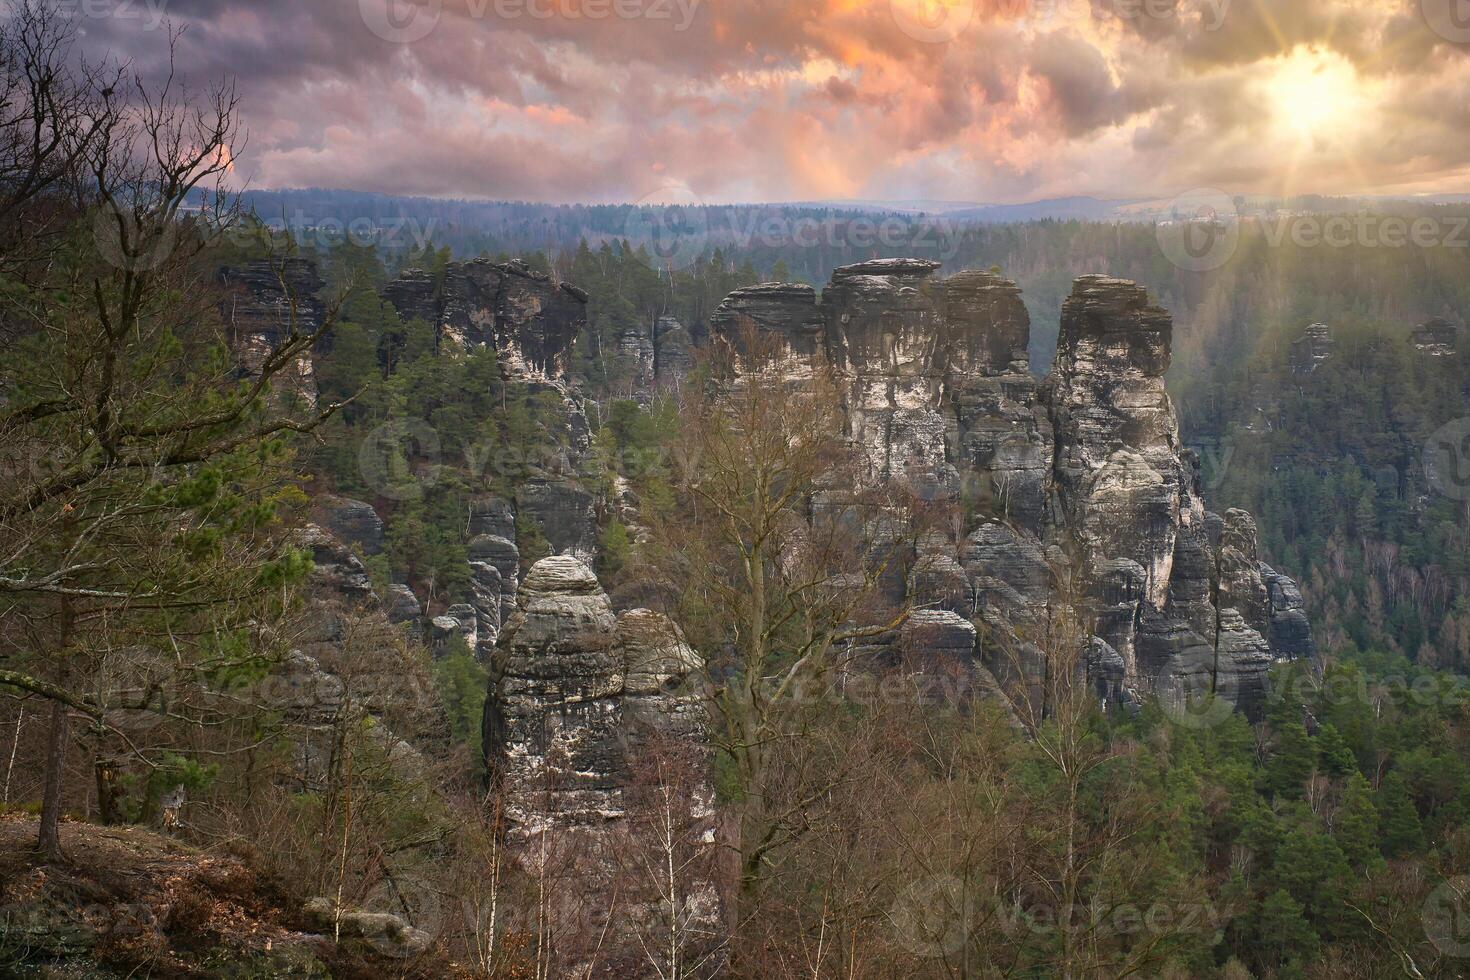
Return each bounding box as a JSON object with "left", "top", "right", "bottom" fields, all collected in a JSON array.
[
  {"left": 219, "top": 258, "right": 325, "bottom": 406},
  {"left": 484, "top": 556, "right": 710, "bottom": 837},
  {"left": 707, "top": 262, "right": 1312, "bottom": 719},
  {"left": 1290, "top": 322, "right": 1335, "bottom": 374},
  {"left": 384, "top": 259, "right": 599, "bottom": 570},
  {"left": 1409, "top": 317, "right": 1459, "bottom": 356},
  {"left": 275, "top": 525, "right": 448, "bottom": 787},
  {"left": 313, "top": 495, "right": 383, "bottom": 556},
  {"left": 383, "top": 257, "right": 586, "bottom": 379},
  {"left": 616, "top": 314, "right": 694, "bottom": 401},
  {"left": 482, "top": 557, "right": 722, "bottom": 968}
]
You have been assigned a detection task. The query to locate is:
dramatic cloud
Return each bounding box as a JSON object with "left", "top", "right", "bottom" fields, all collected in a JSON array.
[{"left": 59, "top": 0, "right": 1470, "bottom": 203}]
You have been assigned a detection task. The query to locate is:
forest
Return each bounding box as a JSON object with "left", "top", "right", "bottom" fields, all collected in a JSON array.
[{"left": 3, "top": 4, "right": 1470, "bottom": 978}]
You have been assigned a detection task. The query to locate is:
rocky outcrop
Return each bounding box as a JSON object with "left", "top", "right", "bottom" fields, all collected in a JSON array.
[
  {"left": 219, "top": 258, "right": 325, "bottom": 406},
  {"left": 484, "top": 556, "right": 710, "bottom": 836},
  {"left": 654, "top": 315, "right": 695, "bottom": 390},
  {"left": 516, "top": 478, "right": 598, "bottom": 564},
  {"left": 384, "top": 583, "right": 423, "bottom": 640},
  {"left": 1049, "top": 280, "right": 1292, "bottom": 716},
  {"left": 272, "top": 525, "right": 448, "bottom": 787},
  {"left": 1051, "top": 276, "right": 1182, "bottom": 614},
  {"left": 482, "top": 557, "right": 722, "bottom": 968},
  {"left": 1291, "top": 322, "right": 1335, "bottom": 374},
  {"left": 296, "top": 524, "right": 375, "bottom": 605},
  {"left": 1409, "top": 317, "right": 1459, "bottom": 356},
  {"left": 616, "top": 315, "right": 695, "bottom": 401},
  {"left": 1261, "top": 562, "right": 1314, "bottom": 660},
  {"left": 383, "top": 260, "right": 599, "bottom": 576},
  {"left": 313, "top": 495, "right": 383, "bottom": 556},
  {"left": 383, "top": 257, "right": 586, "bottom": 380},
  {"left": 705, "top": 263, "right": 1312, "bottom": 720},
  {"left": 710, "top": 281, "right": 827, "bottom": 373}
]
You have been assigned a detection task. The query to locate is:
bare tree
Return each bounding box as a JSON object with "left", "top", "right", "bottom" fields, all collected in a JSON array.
[
  {"left": 646, "top": 320, "right": 909, "bottom": 931},
  {"left": 0, "top": 23, "right": 347, "bottom": 858},
  {"left": 612, "top": 734, "right": 725, "bottom": 980},
  {"left": 0, "top": 1, "right": 122, "bottom": 277}
]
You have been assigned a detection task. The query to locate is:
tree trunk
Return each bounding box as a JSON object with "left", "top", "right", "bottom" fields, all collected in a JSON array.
[
  {"left": 95, "top": 755, "right": 123, "bottom": 825},
  {"left": 37, "top": 698, "right": 69, "bottom": 861}
]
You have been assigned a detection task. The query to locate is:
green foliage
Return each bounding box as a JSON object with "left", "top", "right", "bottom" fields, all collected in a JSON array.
[
  {"left": 1261, "top": 719, "right": 1315, "bottom": 799},
  {"left": 1315, "top": 723, "right": 1356, "bottom": 776},
  {"left": 433, "top": 639, "right": 489, "bottom": 760},
  {"left": 1183, "top": 313, "right": 1470, "bottom": 670},
  {"left": 1378, "top": 771, "right": 1426, "bottom": 857},
  {"left": 596, "top": 519, "right": 631, "bottom": 579},
  {"left": 1252, "top": 889, "right": 1318, "bottom": 974},
  {"left": 1333, "top": 771, "right": 1381, "bottom": 870},
  {"left": 515, "top": 514, "right": 551, "bottom": 571}
]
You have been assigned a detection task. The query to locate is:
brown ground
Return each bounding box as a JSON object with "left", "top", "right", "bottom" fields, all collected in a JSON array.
[{"left": 0, "top": 815, "right": 459, "bottom": 978}]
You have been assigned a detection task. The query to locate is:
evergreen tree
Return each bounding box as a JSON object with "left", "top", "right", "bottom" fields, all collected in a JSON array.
[
  {"left": 1333, "top": 771, "right": 1381, "bottom": 869},
  {"left": 1378, "top": 772, "right": 1426, "bottom": 857},
  {"left": 1253, "top": 889, "right": 1318, "bottom": 974},
  {"left": 1316, "top": 723, "right": 1357, "bottom": 776},
  {"left": 1262, "top": 719, "right": 1316, "bottom": 798}
]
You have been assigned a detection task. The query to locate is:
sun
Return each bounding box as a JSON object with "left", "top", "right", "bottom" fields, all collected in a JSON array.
[{"left": 1266, "top": 50, "right": 1369, "bottom": 142}]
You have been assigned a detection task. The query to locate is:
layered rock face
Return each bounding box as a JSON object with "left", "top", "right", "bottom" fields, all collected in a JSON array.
[
  {"left": 1291, "top": 322, "right": 1336, "bottom": 374},
  {"left": 482, "top": 558, "right": 722, "bottom": 965},
  {"left": 219, "top": 258, "right": 325, "bottom": 406},
  {"left": 484, "top": 556, "right": 710, "bottom": 836},
  {"left": 708, "top": 262, "right": 1312, "bottom": 719},
  {"left": 383, "top": 257, "right": 587, "bottom": 379},
  {"left": 617, "top": 314, "right": 695, "bottom": 400},
  {"left": 1051, "top": 276, "right": 1182, "bottom": 614},
  {"left": 1410, "top": 317, "right": 1459, "bottom": 356}
]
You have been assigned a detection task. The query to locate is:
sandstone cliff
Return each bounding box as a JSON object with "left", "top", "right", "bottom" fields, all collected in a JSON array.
[
  {"left": 483, "top": 557, "right": 722, "bottom": 969},
  {"left": 382, "top": 257, "right": 586, "bottom": 379},
  {"left": 708, "top": 262, "right": 1312, "bottom": 719},
  {"left": 218, "top": 258, "right": 326, "bottom": 407}
]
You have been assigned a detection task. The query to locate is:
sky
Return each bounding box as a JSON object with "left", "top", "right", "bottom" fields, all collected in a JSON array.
[{"left": 64, "top": 0, "right": 1470, "bottom": 205}]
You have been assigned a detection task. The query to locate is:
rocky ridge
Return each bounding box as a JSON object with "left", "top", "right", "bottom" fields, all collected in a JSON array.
[
  {"left": 383, "top": 258, "right": 600, "bottom": 578},
  {"left": 709, "top": 261, "right": 1313, "bottom": 718}
]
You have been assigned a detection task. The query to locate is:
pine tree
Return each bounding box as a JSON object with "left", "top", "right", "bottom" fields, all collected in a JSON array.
[
  {"left": 1316, "top": 723, "right": 1357, "bottom": 776},
  {"left": 1333, "top": 771, "right": 1380, "bottom": 869},
  {"left": 1253, "top": 889, "right": 1318, "bottom": 973},
  {"left": 1262, "top": 719, "right": 1315, "bottom": 798},
  {"left": 1272, "top": 823, "right": 1354, "bottom": 935},
  {"left": 1378, "top": 772, "right": 1426, "bottom": 857}
]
